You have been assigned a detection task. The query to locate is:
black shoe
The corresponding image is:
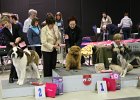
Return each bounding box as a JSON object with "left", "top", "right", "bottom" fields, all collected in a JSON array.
[
  {"left": 14, "top": 77, "right": 18, "bottom": 80},
  {"left": 9, "top": 78, "right": 14, "bottom": 83},
  {"left": 14, "top": 78, "right": 18, "bottom": 81}
]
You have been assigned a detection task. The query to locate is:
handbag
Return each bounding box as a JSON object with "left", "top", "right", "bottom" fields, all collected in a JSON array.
[
  {"left": 52, "top": 77, "right": 63, "bottom": 95},
  {"left": 45, "top": 83, "right": 57, "bottom": 98},
  {"left": 103, "top": 78, "right": 116, "bottom": 91}
]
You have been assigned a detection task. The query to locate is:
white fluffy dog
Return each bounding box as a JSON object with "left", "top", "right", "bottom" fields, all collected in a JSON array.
[{"left": 8, "top": 47, "right": 40, "bottom": 85}]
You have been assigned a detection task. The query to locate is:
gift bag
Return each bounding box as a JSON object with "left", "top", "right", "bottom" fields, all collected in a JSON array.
[
  {"left": 110, "top": 72, "right": 121, "bottom": 90},
  {"left": 52, "top": 77, "right": 63, "bottom": 95},
  {"left": 45, "top": 83, "right": 57, "bottom": 98},
  {"left": 103, "top": 78, "right": 116, "bottom": 91}
]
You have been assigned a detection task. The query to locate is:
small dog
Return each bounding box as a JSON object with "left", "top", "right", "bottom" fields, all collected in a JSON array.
[
  {"left": 8, "top": 47, "right": 40, "bottom": 85},
  {"left": 65, "top": 46, "right": 82, "bottom": 71}
]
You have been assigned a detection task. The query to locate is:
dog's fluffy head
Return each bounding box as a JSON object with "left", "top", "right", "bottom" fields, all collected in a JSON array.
[
  {"left": 65, "top": 46, "right": 82, "bottom": 70},
  {"left": 69, "top": 46, "right": 81, "bottom": 56},
  {"left": 8, "top": 47, "right": 24, "bottom": 59}
]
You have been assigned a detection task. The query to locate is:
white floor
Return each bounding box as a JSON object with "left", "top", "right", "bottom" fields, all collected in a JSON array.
[{"left": 0, "top": 70, "right": 140, "bottom": 100}]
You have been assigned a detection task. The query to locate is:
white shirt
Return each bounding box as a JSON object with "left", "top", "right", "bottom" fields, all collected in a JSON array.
[
  {"left": 101, "top": 15, "right": 112, "bottom": 28},
  {"left": 8, "top": 27, "right": 13, "bottom": 35},
  {"left": 41, "top": 25, "right": 61, "bottom": 52},
  {"left": 23, "top": 17, "right": 32, "bottom": 33},
  {"left": 118, "top": 16, "right": 132, "bottom": 28}
]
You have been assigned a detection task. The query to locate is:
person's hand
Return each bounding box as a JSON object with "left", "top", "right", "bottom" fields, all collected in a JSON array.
[
  {"left": 10, "top": 42, "right": 15, "bottom": 47},
  {"left": 64, "top": 34, "right": 69, "bottom": 39},
  {"left": 60, "top": 44, "right": 66, "bottom": 47},
  {"left": 53, "top": 44, "right": 60, "bottom": 49},
  {"left": 68, "top": 48, "right": 70, "bottom": 52},
  {"left": 15, "top": 37, "right": 21, "bottom": 44}
]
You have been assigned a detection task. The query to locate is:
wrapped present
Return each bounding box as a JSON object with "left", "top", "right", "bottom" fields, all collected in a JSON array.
[
  {"left": 110, "top": 72, "right": 121, "bottom": 90},
  {"left": 52, "top": 77, "right": 63, "bottom": 95}
]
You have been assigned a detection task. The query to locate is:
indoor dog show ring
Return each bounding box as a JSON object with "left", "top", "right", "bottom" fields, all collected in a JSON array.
[{"left": 1, "top": 64, "right": 140, "bottom": 98}]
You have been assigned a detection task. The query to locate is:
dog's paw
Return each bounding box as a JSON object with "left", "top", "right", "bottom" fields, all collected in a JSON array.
[
  {"left": 121, "top": 75, "right": 125, "bottom": 78},
  {"left": 18, "top": 80, "right": 24, "bottom": 85},
  {"left": 37, "top": 74, "right": 40, "bottom": 79},
  {"left": 17, "top": 80, "right": 20, "bottom": 84},
  {"left": 66, "top": 68, "right": 70, "bottom": 71},
  {"left": 37, "top": 77, "right": 40, "bottom": 80},
  {"left": 120, "top": 74, "right": 125, "bottom": 77},
  {"left": 78, "top": 67, "right": 82, "bottom": 70},
  {"left": 37, "top": 76, "right": 40, "bottom": 79}
]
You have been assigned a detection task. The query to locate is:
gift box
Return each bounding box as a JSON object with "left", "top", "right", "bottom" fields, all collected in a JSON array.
[{"left": 52, "top": 77, "right": 63, "bottom": 95}]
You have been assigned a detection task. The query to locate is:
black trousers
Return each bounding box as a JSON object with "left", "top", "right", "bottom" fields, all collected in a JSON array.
[
  {"left": 35, "top": 46, "right": 42, "bottom": 58},
  {"left": 42, "top": 49, "right": 57, "bottom": 77},
  {"left": 31, "top": 46, "right": 42, "bottom": 58},
  {"left": 122, "top": 27, "right": 131, "bottom": 40},
  {"left": 23, "top": 33, "right": 29, "bottom": 45},
  {"left": 9, "top": 64, "right": 18, "bottom": 79}
]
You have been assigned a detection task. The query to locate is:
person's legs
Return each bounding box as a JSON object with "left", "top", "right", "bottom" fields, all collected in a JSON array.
[
  {"left": 51, "top": 49, "right": 57, "bottom": 69},
  {"left": 42, "top": 51, "right": 52, "bottom": 77},
  {"left": 35, "top": 46, "right": 42, "bottom": 58},
  {"left": 127, "top": 28, "right": 131, "bottom": 39},
  {"left": 122, "top": 27, "right": 131, "bottom": 40},
  {"left": 9, "top": 64, "right": 18, "bottom": 83},
  {"left": 122, "top": 28, "right": 128, "bottom": 40}
]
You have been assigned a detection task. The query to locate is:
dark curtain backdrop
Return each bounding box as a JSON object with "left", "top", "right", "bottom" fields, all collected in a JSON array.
[
  {"left": 55, "top": 0, "right": 82, "bottom": 28},
  {"left": 0, "top": 0, "right": 140, "bottom": 36}
]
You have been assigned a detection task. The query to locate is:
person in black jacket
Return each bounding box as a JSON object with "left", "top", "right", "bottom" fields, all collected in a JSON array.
[
  {"left": 64, "top": 16, "right": 82, "bottom": 52},
  {"left": 0, "top": 16, "right": 25, "bottom": 83},
  {"left": 64, "top": 16, "right": 85, "bottom": 63}
]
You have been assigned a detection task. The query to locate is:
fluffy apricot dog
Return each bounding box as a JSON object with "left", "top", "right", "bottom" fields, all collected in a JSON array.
[{"left": 65, "top": 46, "right": 82, "bottom": 71}]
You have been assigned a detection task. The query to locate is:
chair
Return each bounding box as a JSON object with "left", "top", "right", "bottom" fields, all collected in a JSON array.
[{"left": 92, "top": 25, "right": 102, "bottom": 41}]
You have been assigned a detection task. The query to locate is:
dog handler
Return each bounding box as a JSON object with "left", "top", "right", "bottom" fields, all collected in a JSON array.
[
  {"left": 0, "top": 16, "right": 25, "bottom": 83},
  {"left": 64, "top": 16, "right": 85, "bottom": 64},
  {"left": 40, "top": 16, "right": 61, "bottom": 77},
  {"left": 111, "top": 33, "right": 130, "bottom": 65}
]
